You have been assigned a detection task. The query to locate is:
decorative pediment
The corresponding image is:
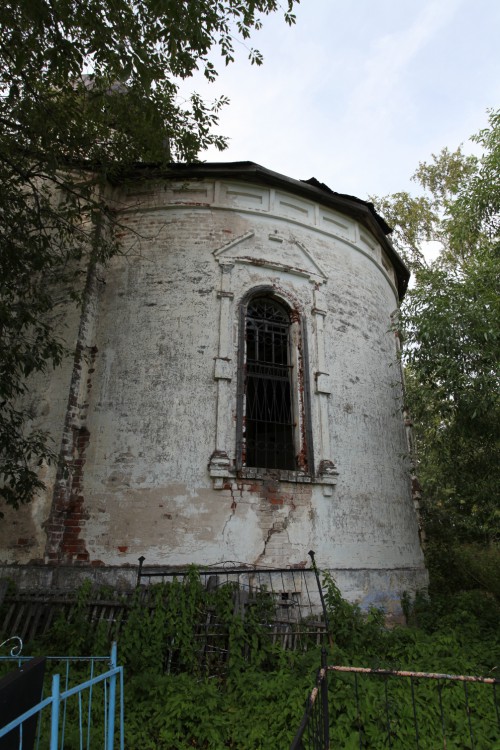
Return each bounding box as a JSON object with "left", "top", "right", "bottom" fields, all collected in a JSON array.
[{"left": 213, "top": 231, "right": 328, "bottom": 284}]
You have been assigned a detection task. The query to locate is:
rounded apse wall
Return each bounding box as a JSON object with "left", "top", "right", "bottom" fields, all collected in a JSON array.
[{"left": 0, "top": 164, "right": 428, "bottom": 613}]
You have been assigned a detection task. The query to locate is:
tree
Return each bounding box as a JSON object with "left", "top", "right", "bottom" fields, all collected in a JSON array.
[
  {"left": 372, "top": 110, "right": 500, "bottom": 546},
  {"left": 0, "top": 0, "right": 299, "bottom": 510}
]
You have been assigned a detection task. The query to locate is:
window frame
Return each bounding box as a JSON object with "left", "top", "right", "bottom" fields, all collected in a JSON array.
[{"left": 236, "top": 287, "right": 314, "bottom": 479}]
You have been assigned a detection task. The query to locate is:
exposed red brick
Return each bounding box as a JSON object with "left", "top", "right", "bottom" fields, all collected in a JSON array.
[
  {"left": 269, "top": 497, "right": 284, "bottom": 506},
  {"left": 44, "top": 300, "right": 98, "bottom": 565}
]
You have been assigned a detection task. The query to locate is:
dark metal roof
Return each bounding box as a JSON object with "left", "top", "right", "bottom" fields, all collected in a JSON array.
[{"left": 121, "top": 161, "right": 409, "bottom": 298}]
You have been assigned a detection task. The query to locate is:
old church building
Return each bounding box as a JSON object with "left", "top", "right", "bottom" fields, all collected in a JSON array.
[{"left": 0, "top": 162, "right": 427, "bottom": 614}]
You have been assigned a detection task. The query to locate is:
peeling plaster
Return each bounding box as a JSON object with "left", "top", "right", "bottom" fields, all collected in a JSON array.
[{"left": 0, "top": 173, "right": 427, "bottom": 608}]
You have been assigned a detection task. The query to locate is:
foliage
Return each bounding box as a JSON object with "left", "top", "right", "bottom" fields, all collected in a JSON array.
[
  {"left": 324, "top": 574, "right": 500, "bottom": 750},
  {"left": 1, "top": 571, "right": 499, "bottom": 748},
  {"left": 322, "top": 572, "right": 386, "bottom": 653},
  {"left": 372, "top": 109, "right": 500, "bottom": 549},
  {"left": 0, "top": 0, "right": 299, "bottom": 510},
  {"left": 403, "top": 252, "right": 499, "bottom": 544},
  {"left": 328, "top": 667, "right": 499, "bottom": 749},
  {"left": 423, "top": 541, "right": 500, "bottom": 600}
]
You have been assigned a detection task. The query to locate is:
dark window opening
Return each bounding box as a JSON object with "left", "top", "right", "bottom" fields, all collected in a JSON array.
[{"left": 244, "top": 297, "right": 296, "bottom": 470}]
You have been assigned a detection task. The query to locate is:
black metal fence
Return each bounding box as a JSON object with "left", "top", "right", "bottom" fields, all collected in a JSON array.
[
  {"left": 328, "top": 666, "right": 500, "bottom": 749},
  {"left": 137, "top": 558, "right": 321, "bottom": 619},
  {"left": 290, "top": 664, "right": 500, "bottom": 750},
  {"left": 290, "top": 649, "right": 329, "bottom": 750},
  {"left": 136, "top": 560, "right": 328, "bottom": 663},
  {"left": 0, "top": 561, "right": 327, "bottom": 652}
]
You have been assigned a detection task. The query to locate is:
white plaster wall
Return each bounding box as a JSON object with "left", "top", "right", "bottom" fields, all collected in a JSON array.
[
  {"left": 77, "top": 178, "right": 425, "bottom": 607},
  {"left": 0, "top": 175, "right": 427, "bottom": 610}
]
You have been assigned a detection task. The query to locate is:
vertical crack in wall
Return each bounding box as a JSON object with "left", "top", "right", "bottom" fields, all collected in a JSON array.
[
  {"left": 254, "top": 478, "right": 299, "bottom": 565},
  {"left": 221, "top": 482, "right": 241, "bottom": 541}
]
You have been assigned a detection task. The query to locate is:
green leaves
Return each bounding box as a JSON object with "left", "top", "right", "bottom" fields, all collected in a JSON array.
[
  {"left": 370, "top": 191, "right": 438, "bottom": 268},
  {"left": 402, "top": 246, "right": 500, "bottom": 544},
  {"left": 374, "top": 110, "right": 500, "bottom": 547},
  {"left": 0, "top": 0, "right": 299, "bottom": 509},
  {"left": 2, "top": 572, "right": 498, "bottom": 749}
]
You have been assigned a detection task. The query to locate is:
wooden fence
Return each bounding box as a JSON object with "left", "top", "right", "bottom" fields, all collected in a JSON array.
[{"left": 0, "top": 575, "right": 326, "bottom": 652}]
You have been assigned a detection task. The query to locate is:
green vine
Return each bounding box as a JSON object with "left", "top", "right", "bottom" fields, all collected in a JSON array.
[{"left": 0, "top": 569, "right": 498, "bottom": 748}]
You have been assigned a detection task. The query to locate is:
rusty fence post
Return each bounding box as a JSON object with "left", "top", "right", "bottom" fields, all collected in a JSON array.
[
  {"left": 308, "top": 550, "right": 332, "bottom": 648},
  {"left": 136, "top": 556, "right": 145, "bottom": 587},
  {"left": 309, "top": 550, "right": 331, "bottom": 748},
  {"left": 321, "top": 646, "right": 330, "bottom": 749}
]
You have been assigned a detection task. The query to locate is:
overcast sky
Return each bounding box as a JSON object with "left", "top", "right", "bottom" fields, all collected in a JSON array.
[{"left": 186, "top": 0, "right": 500, "bottom": 201}]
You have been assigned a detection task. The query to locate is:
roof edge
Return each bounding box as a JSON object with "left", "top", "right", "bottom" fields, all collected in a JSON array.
[{"left": 114, "top": 161, "right": 409, "bottom": 298}]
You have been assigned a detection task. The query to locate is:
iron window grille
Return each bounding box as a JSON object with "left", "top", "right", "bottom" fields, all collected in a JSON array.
[{"left": 236, "top": 292, "right": 313, "bottom": 475}]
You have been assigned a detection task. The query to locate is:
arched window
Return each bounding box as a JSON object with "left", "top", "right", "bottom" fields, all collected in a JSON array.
[
  {"left": 245, "top": 297, "right": 295, "bottom": 470},
  {"left": 237, "top": 293, "right": 311, "bottom": 474}
]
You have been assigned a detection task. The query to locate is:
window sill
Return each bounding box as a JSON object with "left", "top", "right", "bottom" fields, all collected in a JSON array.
[
  {"left": 238, "top": 467, "right": 313, "bottom": 483},
  {"left": 208, "top": 451, "right": 338, "bottom": 495}
]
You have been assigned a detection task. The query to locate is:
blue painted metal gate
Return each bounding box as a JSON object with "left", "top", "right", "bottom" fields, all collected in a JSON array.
[{"left": 0, "top": 641, "right": 124, "bottom": 750}]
